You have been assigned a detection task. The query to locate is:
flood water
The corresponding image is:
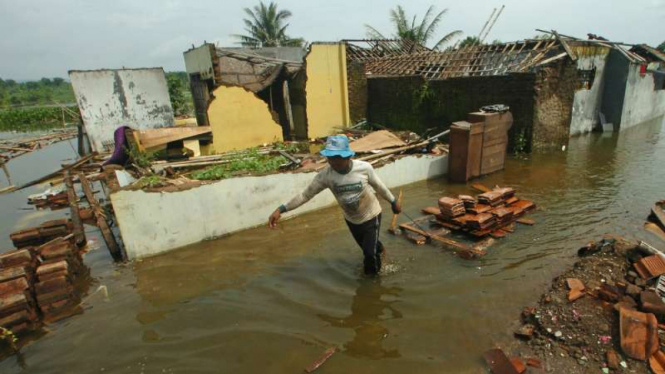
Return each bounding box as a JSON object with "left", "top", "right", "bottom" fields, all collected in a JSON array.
[{"left": 1, "top": 118, "right": 664, "bottom": 373}]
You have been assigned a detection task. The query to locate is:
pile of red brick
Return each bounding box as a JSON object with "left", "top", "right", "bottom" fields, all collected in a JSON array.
[
  {"left": 9, "top": 219, "right": 74, "bottom": 248},
  {"left": 427, "top": 186, "right": 536, "bottom": 238},
  {"left": 0, "top": 235, "right": 87, "bottom": 336},
  {"left": 0, "top": 249, "right": 39, "bottom": 334}
]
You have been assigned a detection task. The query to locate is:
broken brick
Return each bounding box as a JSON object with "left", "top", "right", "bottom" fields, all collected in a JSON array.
[
  {"left": 606, "top": 349, "right": 620, "bottom": 370},
  {"left": 510, "top": 357, "right": 526, "bottom": 374}
]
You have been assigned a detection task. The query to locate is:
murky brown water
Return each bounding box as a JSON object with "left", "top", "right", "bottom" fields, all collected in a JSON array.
[{"left": 1, "top": 118, "right": 665, "bottom": 373}]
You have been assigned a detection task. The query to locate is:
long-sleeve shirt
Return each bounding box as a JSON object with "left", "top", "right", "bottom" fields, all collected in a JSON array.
[{"left": 284, "top": 160, "right": 395, "bottom": 224}]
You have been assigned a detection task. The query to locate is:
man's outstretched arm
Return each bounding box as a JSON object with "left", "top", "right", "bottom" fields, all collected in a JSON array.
[
  {"left": 366, "top": 165, "right": 401, "bottom": 214},
  {"left": 268, "top": 174, "right": 327, "bottom": 228}
]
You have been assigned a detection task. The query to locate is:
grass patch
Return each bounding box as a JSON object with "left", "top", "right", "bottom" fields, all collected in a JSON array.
[
  {"left": 191, "top": 148, "right": 288, "bottom": 181},
  {"left": 135, "top": 175, "right": 166, "bottom": 189}
]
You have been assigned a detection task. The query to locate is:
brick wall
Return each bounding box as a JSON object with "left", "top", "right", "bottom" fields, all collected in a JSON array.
[
  {"left": 367, "top": 73, "right": 537, "bottom": 151},
  {"left": 347, "top": 61, "right": 368, "bottom": 124},
  {"left": 532, "top": 60, "right": 577, "bottom": 149}
]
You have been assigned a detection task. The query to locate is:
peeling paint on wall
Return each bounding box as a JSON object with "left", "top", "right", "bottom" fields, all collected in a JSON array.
[
  {"left": 69, "top": 68, "right": 175, "bottom": 152},
  {"left": 305, "top": 43, "right": 350, "bottom": 138},
  {"left": 570, "top": 45, "right": 611, "bottom": 135},
  {"left": 207, "top": 86, "right": 283, "bottom": 152}
]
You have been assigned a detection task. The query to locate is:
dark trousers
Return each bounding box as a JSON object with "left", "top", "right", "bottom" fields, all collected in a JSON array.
[{"left": 345, "top": 214, "right": 384, "bottom": 275}]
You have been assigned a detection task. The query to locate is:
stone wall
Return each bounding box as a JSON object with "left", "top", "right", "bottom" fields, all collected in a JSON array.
[
  {"left": 532, "top": 60, "right": 577, "bottom": 149},
  {"left": 347, "top": 61, "right": 368, "bottom": 124},
  {"left": 367, "top": 73, "right": 537, "bottom": 151}
]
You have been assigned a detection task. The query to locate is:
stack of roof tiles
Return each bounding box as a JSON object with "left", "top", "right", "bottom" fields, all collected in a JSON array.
[
  {"left": 34, "top": 237, "right": 83, "bottom": 320},
  {"left": 0, "top": 233, "right": 88, "bottom": 334},
  {"left": 9, "top": 219, "right": 73, "bottom": 249},
  {"left": 458, "top": 195, "right": 477, "bottom": 210},
  {"left": 0, "top": 249, "right": 39, "bottom": 334},
  {"left": 438, "top": 197, "right": 466, "bottom": 218},
  {"left": 477, "top": 191, "right": 505, "bottom": 207},
  {"left": 466, "top": 213, "right": 497, "bottom": 231}
]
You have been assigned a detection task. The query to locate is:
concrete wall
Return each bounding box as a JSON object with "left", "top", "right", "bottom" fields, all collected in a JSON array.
[
  {"left": 111, "top": 154, "right": 448, "bottom": 259},
  {"left": 619, "top": 62, "right": 665, "bottom": 129},
  {"left": 69, "top": 68, "right": 175, "bottom": 152},
  {"left": 600, "top": 50, "right": 630, "bottom": 128},
  {"left": 183, "top": 44, "right": 215, "bottom": 80},
  {"left": 367, "top": 74, "right": 537, "bottom": 151},
  {"left": 569, "top": 46, "right": 611, "bottom": 135},
  {"left": 305, "top": 43, "right": 351, "bottom": 138},
  {"left": 207, "top": 86, "right": 283, "bottom": 152}
]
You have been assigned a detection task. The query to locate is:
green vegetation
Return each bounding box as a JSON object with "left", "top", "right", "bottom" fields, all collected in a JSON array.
[
  {"left": 0, "top": 106, "right": 79, "bottom": 132},
  {"left": 135, "top": 175, "right": 166, "bottom": 189},
  {"left": 514, "top": 128, "right": 528, "bottom": 155},
  {"left": 658, "top": 41, "right": 665, "bottom": 52},
  {"left": 166, "top": 72, "right": 193, "bottom": 116},
  {"left": 365, "top": 5, "right": 462, "bottom": 50},
  {"left": 191, "top": 148, "right": 287, "bottom": 180},
  {"left": 125, "top": 143, "right": 156, "bottom": 169},
  {"left": 233, "top": 1, "right": 305, "bottom": 48},
  {"left": 0, "top": 78, "right": 75, "bottom": 107}
]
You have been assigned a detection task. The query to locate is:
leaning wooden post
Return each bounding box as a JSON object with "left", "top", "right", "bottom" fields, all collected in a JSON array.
[
  {"left": 78, "top": 173, "right": 124, "bottom": 261},
  {"left": 389, "top": 189, "right": 403, "bottom": 234},
  {"left": 64, "top": 170, "right": 86, "bottom": 247}
]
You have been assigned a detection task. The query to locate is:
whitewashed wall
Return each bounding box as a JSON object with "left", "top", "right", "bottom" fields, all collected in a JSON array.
[
  {"left": 620, "top": 62, "right": 665, "bottom": 129},
  {"left": 111, "top": 154, "right": 448, "bottom": 259},
  {"left": 570, "top": 52, "right": 609, "bottom": 135},
  {"left": 69, "top": 68, "right": 175, "bottom": 152}
]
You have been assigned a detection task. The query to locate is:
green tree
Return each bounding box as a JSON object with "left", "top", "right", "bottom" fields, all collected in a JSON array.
[
  {"left": 167, "top": 74, "right": 187, "bottom": 116},
  {"left": 459, "top": 36, "right": 480, "bottom": 48},
  {"left": 233, "top": 1, "right": 304, "bottom": 48},
  {"left": 52, "top": 77, "right": 65, "bottom": 86},
  {"left": 658, "top": 41, "right": 665, "bottom": 52},
  {"left": 365, "top": 5, "right": 462, "bottom": 50}
]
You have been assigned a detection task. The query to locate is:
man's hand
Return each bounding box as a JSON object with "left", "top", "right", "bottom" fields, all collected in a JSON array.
[
  {"left": 391, "top": 200, "right": 402, "bottom": 214},
  {"left": 268, "top": 209, "right": 281, "bottom": 228}
]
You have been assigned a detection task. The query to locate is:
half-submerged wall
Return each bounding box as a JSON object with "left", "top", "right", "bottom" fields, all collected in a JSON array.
[
  {"left": 207, "top": 86, "right": 283, "bottom": 152},
  {"left": 620, "top": 62, "right": 665, "bottom": 129},
  {"left": 111, "top": 154, "right": 448, "bottom": 259},
  {"left": 367, "top": 74, "right": 537, "bottom": 151},
  {"left": 569, "top": 45, "right": 611, "bottom": 135}
]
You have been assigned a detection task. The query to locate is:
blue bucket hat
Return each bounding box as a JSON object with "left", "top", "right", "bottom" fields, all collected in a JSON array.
[{"left": 320, "top": 135, "right": 355, "bottom": 158}]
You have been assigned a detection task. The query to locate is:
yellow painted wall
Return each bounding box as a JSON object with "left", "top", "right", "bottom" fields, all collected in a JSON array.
[
  {"left": 208, "top": 86, "right": 283, "bottom": 152},
  {"left": 305, "top": 43, "right": 350, "bottom": 139}
]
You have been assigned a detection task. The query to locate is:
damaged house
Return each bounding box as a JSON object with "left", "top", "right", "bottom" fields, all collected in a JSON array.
[
  {"left": 185, "top": 36, "right": 665, "bottom": 153},
  {"left": 183, "top": 40, "right": 425, "bottom": 152},
  {"left": 353, "top": 33, "right": 665, "bottom": 151}
]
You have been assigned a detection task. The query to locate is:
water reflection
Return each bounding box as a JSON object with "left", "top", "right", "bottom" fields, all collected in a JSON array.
[{"left": 318, "top": 279, "right": 402, "bottom": 360}]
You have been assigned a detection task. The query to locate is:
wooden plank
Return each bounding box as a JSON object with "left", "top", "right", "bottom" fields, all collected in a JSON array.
[
  {"left": 78, "top": 173, "right": 124, "bottom": 261},
  {"left": 399, "top": 223, "right": 471, "bottom": 251},
  {"left": 64, "top": 171, "right": 86, "bottom": 247},
  {"left": 471, "top": 183, "right": 492, "bottom": 193},
  {"left": 350, "top": 130, "right": 406, "bottom": 153},
  {"left": 137, "top": 127, "right": 212, "bottom": 150},
  {"left": 553, "top": 30, "right": 577, "bottom": 61},
  {"left": 389, "top": 189, "right": 403, "bottom": 233},
  {"left": 516, "top": 218, "right": 535, "bottom": 226},
  {"left": 17, "top": 153, "right": 95, "bottom": 190}
]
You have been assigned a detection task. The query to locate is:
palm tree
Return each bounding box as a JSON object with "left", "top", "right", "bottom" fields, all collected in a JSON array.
[
  {"left": 365, "top": 5, "right": 462, "bottom": 50},
  {"left": 233, "top": 1, "right": 304, "bottom": 48}
]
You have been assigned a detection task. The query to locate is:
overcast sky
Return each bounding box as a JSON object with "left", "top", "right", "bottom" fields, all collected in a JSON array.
[{"left": 1, "top": 0, "right": 664, "bottom": 80}]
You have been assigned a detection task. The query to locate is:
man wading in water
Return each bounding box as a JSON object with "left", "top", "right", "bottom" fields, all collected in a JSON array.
[{"left": 268, "top": 135, "right": 401, "bottom": 275}]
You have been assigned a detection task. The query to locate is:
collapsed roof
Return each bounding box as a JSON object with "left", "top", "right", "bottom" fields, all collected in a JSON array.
[
  {"left": 349, "top": 31, "right": 662, "bottom": 80},
  {"left": 215, "top": 48, "right": 304, "bottom": 92}
]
